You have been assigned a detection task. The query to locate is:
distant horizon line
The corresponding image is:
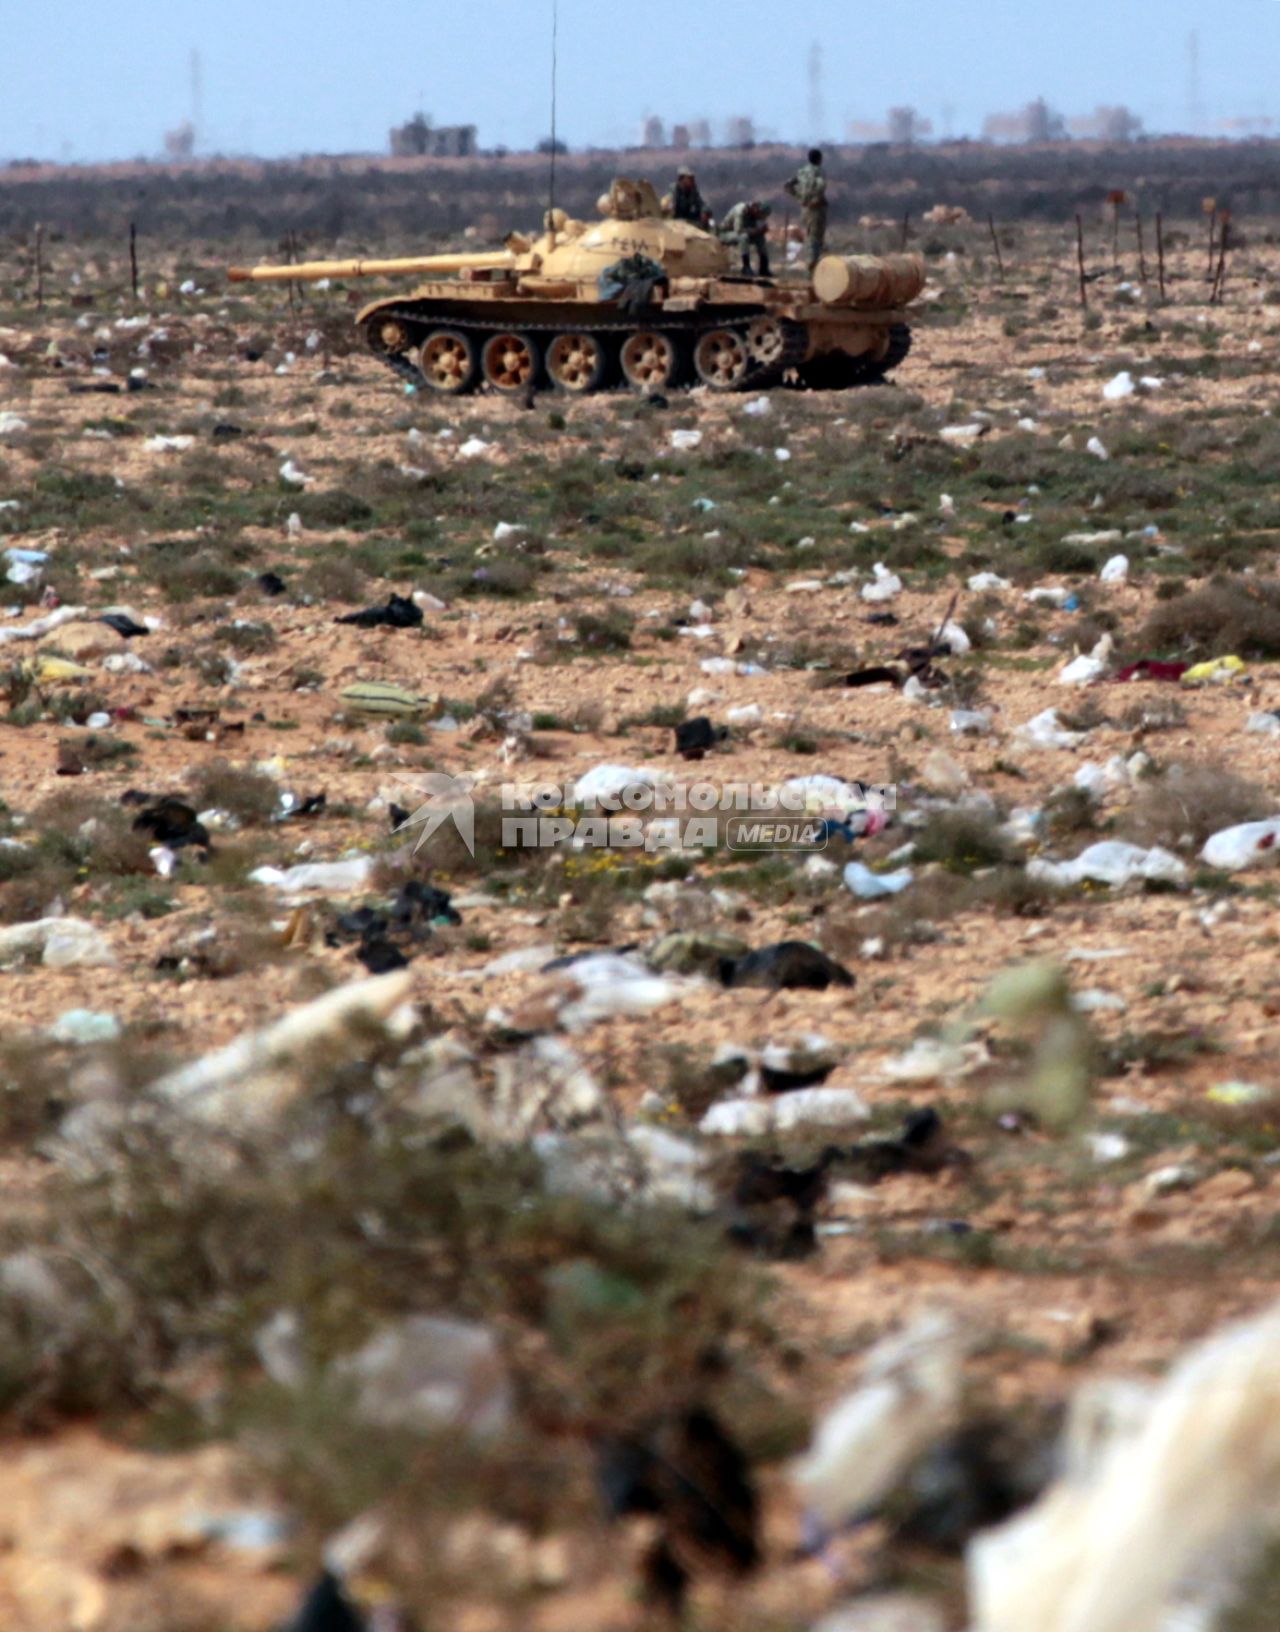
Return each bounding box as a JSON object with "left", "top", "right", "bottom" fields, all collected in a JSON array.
[{"left": 5, "top": 128, "right": 1280, "bottom": 171}]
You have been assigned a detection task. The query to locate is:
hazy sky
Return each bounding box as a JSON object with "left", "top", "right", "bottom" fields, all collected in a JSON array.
[{"left": 4, "top": 0, "right": 1278, "bottom": 160}]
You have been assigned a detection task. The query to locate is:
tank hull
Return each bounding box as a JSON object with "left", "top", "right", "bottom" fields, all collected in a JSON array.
[{"left": 357, "top": 271, "right": 920, "bottom": 395}]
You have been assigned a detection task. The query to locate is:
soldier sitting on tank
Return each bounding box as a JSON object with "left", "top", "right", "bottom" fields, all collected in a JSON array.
[
  {"left": 719, "top": 200, "right": 772, "bottom": 277},
  {"left": 785, "top": 148, "right": 828, "bottom": 273},
  {"left": 671, "top": 167, "right": 712, "bottom": 229}
]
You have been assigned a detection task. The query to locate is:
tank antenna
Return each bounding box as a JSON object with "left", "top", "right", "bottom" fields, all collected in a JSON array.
[{"left": 547, "top": 0, "right": 559, "bottom": 246}]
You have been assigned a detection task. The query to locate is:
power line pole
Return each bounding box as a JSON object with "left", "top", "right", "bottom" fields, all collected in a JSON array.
[
  {"left": 190, "top": 47, "right": 203, "bottom": 152},
  {"left": 807, "top": 41, "right": 825, "bottom": 144},
  {"left": 1187, "top": 31, "right": 1205, "bottom": 135}
]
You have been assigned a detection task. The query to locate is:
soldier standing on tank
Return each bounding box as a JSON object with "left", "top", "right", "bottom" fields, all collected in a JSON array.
[
  {"left": 719, "top": 200, "right": 772, "bottom": 277},
  {"left": 784, "top": 147, "right": 828, "bottom": 273},
  {"left": 671, "top": 167, "right": 712, "bottom": 228}
]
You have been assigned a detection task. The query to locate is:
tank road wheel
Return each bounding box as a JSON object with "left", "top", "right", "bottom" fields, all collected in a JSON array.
[
  {"left": 745, "top": 317, "right": 787, "bottom": 372},
  {"left": 693, "top": 327, "right": 752, "bottom": 391},
  {"left": 419, "top": 328, "right": 480, "bottom": 395},
  {"left": 481, "top": 331, "right": 542, "bottom": 395},
  {"left": 546, "top": 331, "right": 612, "bottom": 394},
  {"left": 619, "top": 329, "right": 685, "bottom": 392},
  {"left": 377, "top": 318, "right": 411, "bottom": 355}
]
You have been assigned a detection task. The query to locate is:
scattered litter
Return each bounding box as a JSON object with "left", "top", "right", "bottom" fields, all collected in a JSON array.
[
  {"left": 968, "top": 572, "right": 1010, "bottom": 592},
  {"left": 1206, "top": 1080, "right": 1269, "bottom": 1106},
  {"left": 968, "top": 1296, "right": 1280, "bottom": 1632},
  {"left": 0, "top": 605, "right": 89, "bottom": 646},
  {"left": 337, "top": 1315, "right": 511, "bottom": 1437},
  {"left": 99, "top": 610, "right": 149, "bottom": 638},
  {"left": 861, "top": 563, "right": 903, "bottom": 603},
  {"left": 0, "top": 916, "right": 115, "bottom": 968},
  {"left": 340, "top": 680, "right": 437, "bottom": 717},
  {"left": 1015, "top": 709, "right": 1087, "bottom": 750},
  {"left": 936, "top": 619, "right": 971, "bottom": 654},
  {"left": 1101, "top": 370, "right": 1134, "bottom": 400},
  {"left": 279, "top": 458, "right": 313, "bottom": 486},
  {"left": 793, "top": 1309, "right": 970, "bottom": 1527},
  {"left": 143, "top": 434, "right": 194, "bottom": 453},
  {"left": 573, "top": 763, "right": 664, "bottom": 804},
  {"left": 132, "top": 797, "right": 210, "bottom": 850},
  {"left": 845, "top": 664, "right": 904, "bottom": 690},
  {"left": 48, "top": 1008, "right": 122, "bottom": 1045},
  {"left": 702, "top": 1087, "right": 870, "bottom": 1137},
  {"left": 939, "top": 423, "right": 987, "bottom": 447},
  {"left": 1200, "top": 819, "right": 1280, "bottom": 872},
  {"left": 1029, "top": 840, "right": 1187, "bottom": 888},
  {"left": 669, "top": 428, "right": 702, "bottom": 451},
  {"left": 1058, "top": 634, "right": 1113, "bottom": 685},
  {"left": 673, "top": 716, "right": 727, "bottom": 760},
  {"left": 1181, "top": 654, "right": 1244, "bottom": 686},
  {"left": 152, "top": 970, "right": 412, "bottom": 1127},
  {"left": 812, "top": 1596, "right": 946, "bottom": 1632},
  {"left": 335, "top": 593, "right": 423, "bottom": 630},
  {"left": 882, "top": 1038, "right": 988, "bottom": 1084},
  {"left": 251, "top": 857, "right": 375, "bottom": 895},
  {"left": 1085, "top": 436, "right": 1109, "bottom": 461},
  {"left": 457, "top": 436, "right": 492, "bottom": 459},
  {"left": 1073, "top": 989, "right": 1127, "bottom": 1014},
  {"left": 551, "top": 953, "right": 687, "bottom": 1031},
  {"left": 720, "top": 942, "right": 853, "bottom": 992},
  {"left": 742, "top": 395, "right": 771, "bottom": 417},
  {"left": 844, "top": 861, "right": 914, "bottom": 899},
  {"left": 1098, "top": 554, "right": 1128, "bottom": 582},
  {"left": 1112, "top": 659, "right": 1187, "bottom": 683}
]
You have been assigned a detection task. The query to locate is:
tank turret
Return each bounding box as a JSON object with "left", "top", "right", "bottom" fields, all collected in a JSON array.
[{"left": 227, "top": 177, "right": 924, "bottom": 395}]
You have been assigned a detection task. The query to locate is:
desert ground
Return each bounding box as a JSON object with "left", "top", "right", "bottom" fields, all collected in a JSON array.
[{"left": 0, "top": 157, "right": 1279, "bottom": 1631}]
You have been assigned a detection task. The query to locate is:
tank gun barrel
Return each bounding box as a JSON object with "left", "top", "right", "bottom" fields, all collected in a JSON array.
[{"left": 226, "top": 251, "right": 516, "bottom": 284}]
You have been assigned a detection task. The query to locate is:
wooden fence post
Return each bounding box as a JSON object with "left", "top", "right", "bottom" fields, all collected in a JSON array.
[{"left": 988, "top": 214, "right": 1005, "bottom": 279}]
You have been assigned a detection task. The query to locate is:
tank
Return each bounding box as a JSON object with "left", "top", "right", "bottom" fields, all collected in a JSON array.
[{"left": 227, "top": 176, "right": 925, "bottom": 396}]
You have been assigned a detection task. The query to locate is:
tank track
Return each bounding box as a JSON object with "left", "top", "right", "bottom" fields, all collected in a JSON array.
[
  {"left": 366, "top": 307, "right": 905, "bottom": 395},
  {"left": 797, "top": 323, "right": 913, "bottom": 391}
]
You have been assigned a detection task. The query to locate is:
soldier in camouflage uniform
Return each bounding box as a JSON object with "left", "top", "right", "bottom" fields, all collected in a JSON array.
[
  {"left": 784, "top": 147, "right": 828, "bottom": 273},
  {"left": 671, "top": 167, "right": 711, "bottom": 229},
  {"left": 719, "top": 199, "right": 772, "bottom": 277}
]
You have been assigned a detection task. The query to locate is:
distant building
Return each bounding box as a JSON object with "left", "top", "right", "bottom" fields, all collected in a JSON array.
[
  {"left": 163, "top": 121, "right": 195, "bottom": 160},
  {"left": 642, "top": 116, "right": 666, "bottom": 148},
  {"left": 982, "top": 98, "right": 1067, "bottom": 144},
  {"left": 390, "top": 114, "right": 478, "bottom": 158}
]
